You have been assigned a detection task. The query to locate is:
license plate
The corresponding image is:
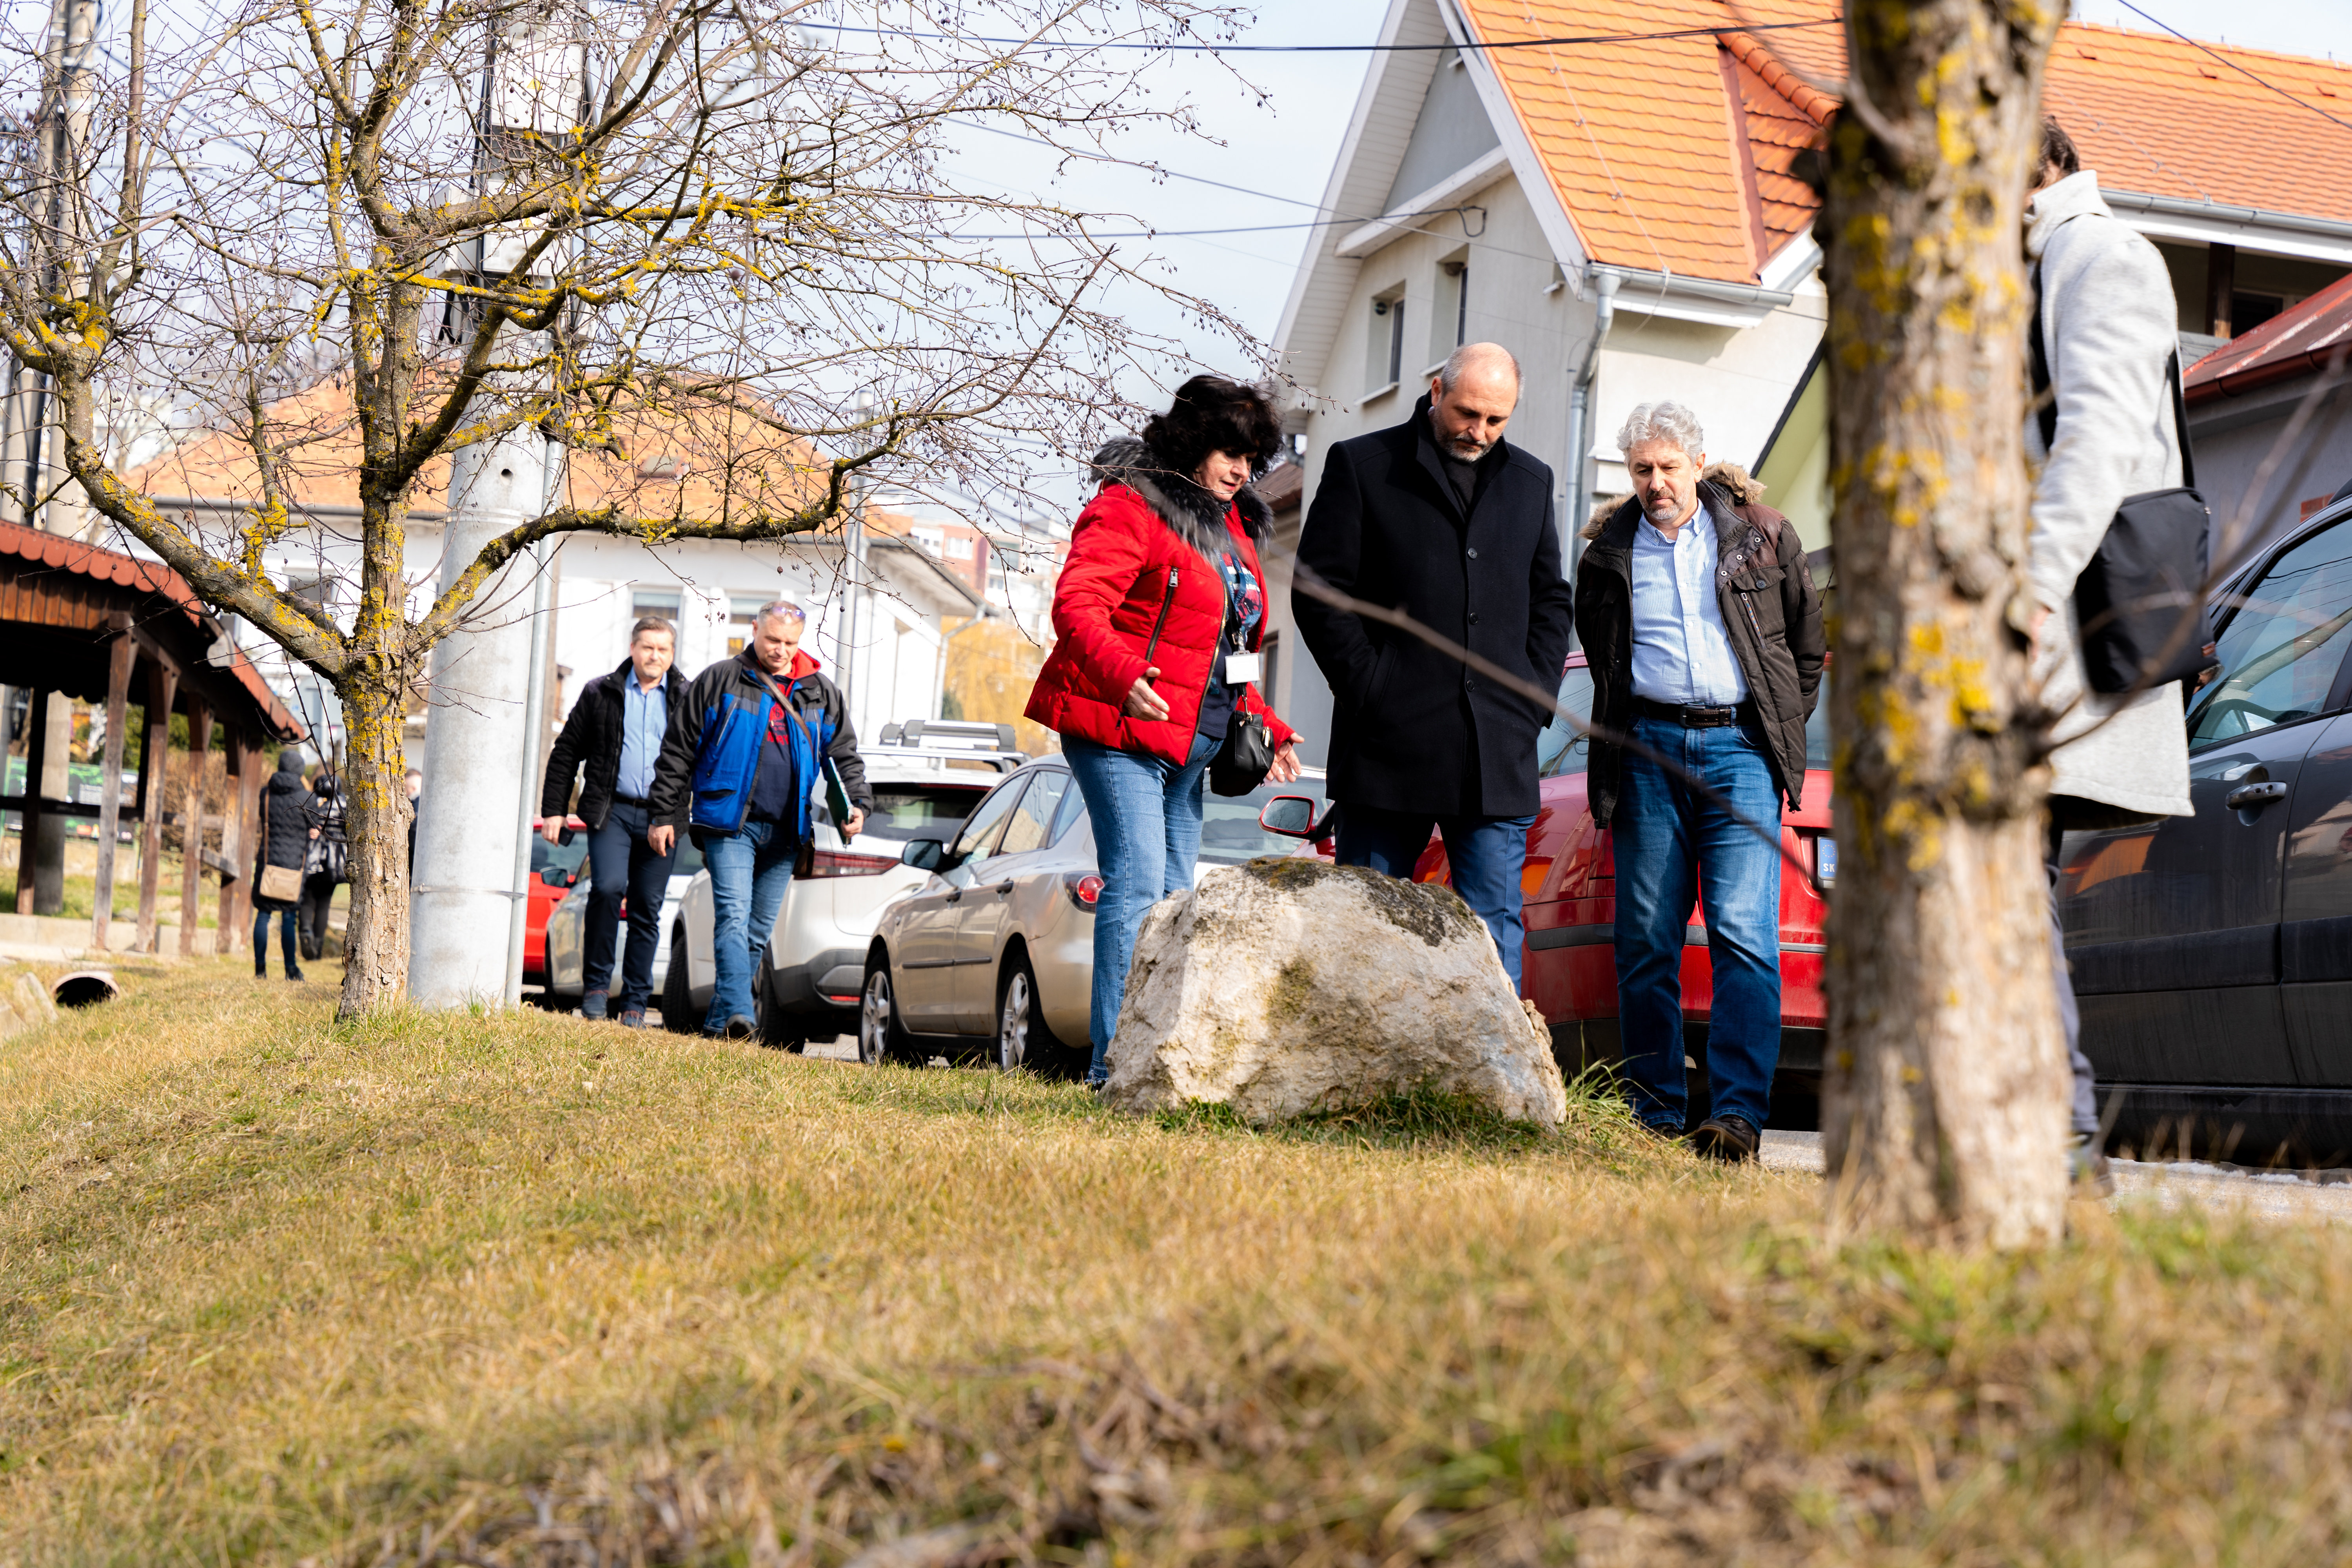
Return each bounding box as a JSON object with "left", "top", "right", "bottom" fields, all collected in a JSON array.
[{"left": 1815, "top": 837, "right": 1837, "bottom": 884}]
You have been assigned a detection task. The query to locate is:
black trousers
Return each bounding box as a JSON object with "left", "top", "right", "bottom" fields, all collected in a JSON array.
[
  {"left": 584, "top": 800, "right": 678, "bottom": 1011},
  {"left": 298, "top": 872, "right": 338, "bottom": 960}
]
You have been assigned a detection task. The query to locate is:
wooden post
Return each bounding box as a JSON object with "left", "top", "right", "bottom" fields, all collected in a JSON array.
[
  {"left": 135, "top": 661, "right": 176, "bottom": 953},
  {"left": 180, "top": 699, "right": 211, "bottom": 957},
  {"left": 2206, "top": 241, "right": 2238, "bottom": 341},
  {"left": 16, "top": 685, "right": 45, "bottom": 916},
  {"left": 223, "top": 740, "right": 258, "bottom": 950},
  {"left": 90, "top": 630, "right": 137, "bottom": 950}
]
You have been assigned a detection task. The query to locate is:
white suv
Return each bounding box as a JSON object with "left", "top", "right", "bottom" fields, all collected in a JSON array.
[{"left": 662, "top": 720, "right": 1026, "bottom": 1045}]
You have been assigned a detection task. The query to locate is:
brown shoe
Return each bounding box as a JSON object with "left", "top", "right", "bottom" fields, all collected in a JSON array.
[{"left": 1690, "top": 1114, "right": 1760, "bottom": 1162}]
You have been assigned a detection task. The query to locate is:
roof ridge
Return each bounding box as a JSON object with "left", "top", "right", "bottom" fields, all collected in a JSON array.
[{"left": 1717, "top": 28, "right": 1835, "bottom": 125}]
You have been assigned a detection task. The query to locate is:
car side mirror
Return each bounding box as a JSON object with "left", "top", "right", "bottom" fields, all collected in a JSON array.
[
  {"left": 900, "top": 837, "right": 946, "bottom": 871},
  {"left": 1258, "top": 795, "right": 1319, "bottom": 838},
  {"left": 539, "top": 867, "right": 573, "bottom": 888}
]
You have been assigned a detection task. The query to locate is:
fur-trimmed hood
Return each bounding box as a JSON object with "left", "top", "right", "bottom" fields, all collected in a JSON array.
[{"left": 1087, "top": 436, "right": 1270, "bottom": 562}]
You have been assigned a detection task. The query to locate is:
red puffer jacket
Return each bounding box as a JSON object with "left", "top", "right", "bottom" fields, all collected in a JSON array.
[{"left": 1027, "top": 439, "right": 1297, "bottom": 765}]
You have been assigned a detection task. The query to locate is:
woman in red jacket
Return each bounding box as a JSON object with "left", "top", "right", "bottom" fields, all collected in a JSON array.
[{"left": 1027, "top": 376, "right": 1302, "bottom": 1085}]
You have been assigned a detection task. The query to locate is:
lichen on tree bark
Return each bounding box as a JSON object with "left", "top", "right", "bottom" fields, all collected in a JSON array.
[{"left": 1819, "top": 0, "right": 2073, "bottom": 1246}]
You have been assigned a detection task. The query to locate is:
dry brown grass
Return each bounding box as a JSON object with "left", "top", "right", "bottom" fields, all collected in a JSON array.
[{"left": 4, "top": 961, "right": 2351, "bottom": 1566}]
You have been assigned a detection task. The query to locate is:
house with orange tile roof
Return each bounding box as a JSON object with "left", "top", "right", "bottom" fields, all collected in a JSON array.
[
  {"left": 2183, "top": 270, "right": 2352, "bottom": 558},
  {"left": 1261, "top": 0, "right": 2352, "bottom": 761},
  {"left": 121, "top": 383, "right": 985, "bottom": 767}
]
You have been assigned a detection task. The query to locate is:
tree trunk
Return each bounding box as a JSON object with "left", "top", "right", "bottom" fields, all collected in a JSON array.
[
  {"left": 336, "top": 669, "right": 410, "bottom": 1019},
  {"left": 1818, "top": 1, "right": 2071, "bottom": 1247}
]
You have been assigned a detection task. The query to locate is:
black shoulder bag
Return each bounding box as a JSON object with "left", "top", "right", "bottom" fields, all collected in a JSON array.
[
  {"left": 1205, "top": 551, "right": 1274, "bottom": 797},
  {"left": 2030, "top": 263, "right": 2220, "bottom": 694}
]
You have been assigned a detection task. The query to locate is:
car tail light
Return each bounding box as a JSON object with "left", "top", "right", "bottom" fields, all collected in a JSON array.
[
  {"left": 1064, "top": 872, "right": 1104, "bottom": 910},
  {"left": 807, "top": 849, "right": 899, "bottom": 878}
]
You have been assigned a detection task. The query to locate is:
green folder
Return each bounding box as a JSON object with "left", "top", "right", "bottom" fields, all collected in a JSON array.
[{"left": 823, "top": 756, "right": 855, "bottom": 833}]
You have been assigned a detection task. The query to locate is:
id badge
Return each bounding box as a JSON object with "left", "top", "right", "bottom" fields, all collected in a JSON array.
[{"left": 1223, "top": 651, "right": 1262, "bottom": 684}]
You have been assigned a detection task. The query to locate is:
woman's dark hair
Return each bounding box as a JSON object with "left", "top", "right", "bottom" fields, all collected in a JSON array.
[
  {"left": 2040, "top": 116, "right": 2080, "bottom": 179},
  {"left": 1141, "top": 376, "right": 1283, "bottom": 480}
]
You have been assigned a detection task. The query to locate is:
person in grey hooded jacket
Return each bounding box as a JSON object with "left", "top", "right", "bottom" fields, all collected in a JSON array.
[{"left": 2025, "top": 117, "right": 2197, "bottom": 1185}]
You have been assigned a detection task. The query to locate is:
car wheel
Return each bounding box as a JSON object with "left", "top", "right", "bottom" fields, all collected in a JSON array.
[
  {"left": 995, "top": 953, "right": 1065, "bottom": 1075},
  {"left": 754, "top": 947, "right": 806, "bottom": 1053},
  {"left": 859, "top": 955, "right": 913, "bottom": 1065},
  {"left": 661, "top": 926, "right": 698, "bottom": 1034}
]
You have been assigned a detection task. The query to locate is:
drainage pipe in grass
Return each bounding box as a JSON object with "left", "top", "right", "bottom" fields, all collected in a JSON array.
[{"left": 503, "top": 438, "right": 564, "bottom": 1007}]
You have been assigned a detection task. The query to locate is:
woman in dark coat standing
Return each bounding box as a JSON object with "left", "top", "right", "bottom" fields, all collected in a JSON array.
[
  {"left": 254, "top": 748, "right": 318, "bottom": 980},
  {"left": 298, "top": 769, "right": 348, "bottom": 961}
]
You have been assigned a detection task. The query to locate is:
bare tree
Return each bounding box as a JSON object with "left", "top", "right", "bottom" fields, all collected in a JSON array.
[
  {"left": 0, "top": 0, "right": 1248, "bottom": 1017},
  {"left": 1817, "top": 1, "right": 2071, "bottom": 1245}
]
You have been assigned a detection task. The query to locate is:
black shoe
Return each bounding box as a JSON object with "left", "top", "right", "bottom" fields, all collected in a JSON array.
[
  {"left": 1690, "top": 1114, "right": 1760, "bottom": 1162},
  {"left": 285, "top": 967, "right": 305, "bottom": 983},
  {"left": 254, "top": 962, "right": 267, "bottom": 978},
  {"left": 724, "top": 1014, "right": 755, "bottom": 1041}
]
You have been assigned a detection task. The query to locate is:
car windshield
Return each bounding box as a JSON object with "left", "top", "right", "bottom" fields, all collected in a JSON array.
[
  {"left": 849, "top": 782, "right": 993, "bottom": 842},
  {"left": 1197, "top": 775, "right": 1331, "bottom": 866},
  {"left": 1536, "top": 664, "right": 1594, "bottom": 777},
  {"left": 530, "top": 833, "right": 587, "bottom": 876}
]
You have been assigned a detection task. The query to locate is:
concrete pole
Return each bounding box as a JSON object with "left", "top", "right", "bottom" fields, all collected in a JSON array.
[
  {"left": 408, "top": 422, "right": 546, "bottom": 1007},
  {"left": 503, "top": 438, "right": 563, "bottom": 1004}
]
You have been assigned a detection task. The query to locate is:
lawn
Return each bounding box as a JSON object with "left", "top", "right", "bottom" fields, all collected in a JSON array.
[{"left": 4, "top": 961, "right": 2350, "bottom": 1566}]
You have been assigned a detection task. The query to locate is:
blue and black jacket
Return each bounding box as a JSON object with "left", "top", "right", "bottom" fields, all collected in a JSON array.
[{"left": 648, "top": 648, "right": 872, "bottom": 842}]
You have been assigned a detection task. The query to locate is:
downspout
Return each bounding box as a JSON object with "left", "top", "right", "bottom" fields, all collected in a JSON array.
[{"left": 1563, "top": 269, "right": 1619, "bottom": 622}]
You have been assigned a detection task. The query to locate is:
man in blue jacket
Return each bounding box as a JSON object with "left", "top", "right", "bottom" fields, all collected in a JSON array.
[{"left": 648, "top": 600, "right": 872, "bottom": 1038}]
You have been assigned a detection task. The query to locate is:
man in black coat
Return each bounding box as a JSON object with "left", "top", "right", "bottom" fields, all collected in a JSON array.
[
  {"left": 1292, "top": 342, "right": 1577, "bottom": 986},
  {"left": 540, "top": 616, "right": 689, "bottom": 1025}
]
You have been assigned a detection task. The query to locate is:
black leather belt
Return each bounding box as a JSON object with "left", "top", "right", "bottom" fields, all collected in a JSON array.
[
  {"left": 1633, "top": 696, "right": 1754, "bottom": 728},
  {"left": 611, "top": 792, "right": 651, "bottom": 806}
]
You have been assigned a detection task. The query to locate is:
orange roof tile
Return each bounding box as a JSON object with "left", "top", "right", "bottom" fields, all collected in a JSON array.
[{"left": 1457, "top": 0, "right": 2352, "bottom": 285}]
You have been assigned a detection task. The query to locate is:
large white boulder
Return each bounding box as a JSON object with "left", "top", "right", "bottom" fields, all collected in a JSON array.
[{"left": 1102, "top": 859, "right": 1568, "bottom": 1128}]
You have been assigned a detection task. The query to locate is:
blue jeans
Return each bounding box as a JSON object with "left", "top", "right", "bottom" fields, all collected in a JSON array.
[
  {"left": 1063, "top": 731, "right": 1214, "bottom": 1083},
  {"left": 1336, "top": 806, "right": 1537, "bottom": 988},
  {"left": 1613, "top": 713, "right": 1783, "bottom": 1133},
  {"left": 702, "top": 817, "right": 795, "bottom": 1033},
  {"left": 584, "top": 801, "right": 677, "bottom": 1012},
  {"left": 252, "top": 907, "right": 298, "bottom": 974}
]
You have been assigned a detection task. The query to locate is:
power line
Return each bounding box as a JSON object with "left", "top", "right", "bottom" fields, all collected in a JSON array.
[
  {"left": 2110, "top": 1, "right": 2352, "bottom": 135},
  {"left": 815, "top": 17, "right": 1838, "bottom": 54}
]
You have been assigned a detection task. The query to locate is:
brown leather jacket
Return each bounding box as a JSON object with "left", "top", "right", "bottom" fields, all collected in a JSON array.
[{"left": 1572, "top": 481, "right": 1826, "bottom": 825}]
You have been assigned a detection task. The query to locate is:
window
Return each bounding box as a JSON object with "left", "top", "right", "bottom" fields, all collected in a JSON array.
[
  {"left": 632, "top": 585, "right": 682, "bottom": 621},
  {"left": 1367, "top": 290, "right": 1405, "bottom": 392},
  {"left": 1435, "top": 260, "right": 1468, "bottom": 362},
  {"left": 726, "top": 593, "right": 769, "bottom": 656},
  {"left": 1536, "top": 664, "right": 1595, "bottom": 777},
  {"left": 2231, "top": 291, "right": 2287, "bottom": 337},
  {"left": 1261, "top": 630, "right": 1282, "bottom": 708},
  {"left": 996, "top": 770, "right": 1069, "bottom": 857},
  {"left": 850, "top": 782, "right": 990, "bottom": 843},
  {"left": 951, "top": 775, "right": 1028, "bottom": 866},
  {"left": 2187, "top": 520, "right": 2352, "bottom": 748}
]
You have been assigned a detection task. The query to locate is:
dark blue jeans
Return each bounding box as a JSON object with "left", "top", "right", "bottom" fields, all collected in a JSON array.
[
  {"left": 584, "top": 801, "right": 677, "bottom": 1012},
  {"left": 252, "top": 907, "right": 298, "bottom": 975},
  {"left": 1063, "top": 731, "right": 1214, "bottom": 1083},
  {"left": 1613, "top": 713, "right": 1783, "bottom": 1133},
  {"left": 702, "top": 817, "right": 795, "bottom": 1033},
  {"left": 1335, "top": 806, "right": 1537, "bottom": 988}
]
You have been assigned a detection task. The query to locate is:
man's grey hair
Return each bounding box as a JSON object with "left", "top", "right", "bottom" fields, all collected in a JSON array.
[
  {"left": 1616, "top": 401, "right": 1707, "bottom": 460},
  {"left": 1436, "top": 342, "right": 1521, "bottom": 393},
  {"left": 753, "top": 599, "right": 807, "bottom": 629}
]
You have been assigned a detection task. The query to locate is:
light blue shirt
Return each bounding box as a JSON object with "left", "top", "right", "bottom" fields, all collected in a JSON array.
[
  {"left": 617, "top": 673, "right": 668, "bottom": 799},
  {"left": 1628, "top": 502, "right": 1749, "bottom": 706}
]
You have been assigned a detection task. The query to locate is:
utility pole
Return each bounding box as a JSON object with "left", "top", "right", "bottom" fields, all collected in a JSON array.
[{"left": 408, "top": 6, "right": 583, "bottom": 1007}]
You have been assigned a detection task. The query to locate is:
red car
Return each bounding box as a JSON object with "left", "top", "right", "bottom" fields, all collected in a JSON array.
[
  {"left": 1276, "top": 653, "right": 1834, "bottom": 1126},
  {"left": 525, "top": 815, "right": 588, "bottom": 984}
]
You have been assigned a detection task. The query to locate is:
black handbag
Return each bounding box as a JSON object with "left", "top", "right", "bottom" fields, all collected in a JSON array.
[
  {"left": 1209, "top": 706, "right": 1275, "bottom": 797},
  {"left": 2030, "top": 265, "right": 2220, "bottom": 694}
]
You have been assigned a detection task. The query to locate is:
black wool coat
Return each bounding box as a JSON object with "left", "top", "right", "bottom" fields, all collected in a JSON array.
[
  {"left": 253, "top": 762, "right": 318, "bottom": 911},
  {"left": 1290, "top": 398, "right": 1577, "bottom": 817}
]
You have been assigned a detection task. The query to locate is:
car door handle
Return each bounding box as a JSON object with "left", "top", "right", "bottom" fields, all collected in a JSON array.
[
  {"left": 991, "top": 882, "right": 1013, "bottom": 896},
  {"left": 943, "top": 887, "right": 962, "bottom": 904},
  {"left": 2226, "top": 782, "right": 2288, "bottom": 810}
]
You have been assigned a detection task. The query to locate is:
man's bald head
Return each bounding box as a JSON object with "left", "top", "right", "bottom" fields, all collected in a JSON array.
[{"left": 1428, "top": 341, "right": 1521, "bottom": 462}]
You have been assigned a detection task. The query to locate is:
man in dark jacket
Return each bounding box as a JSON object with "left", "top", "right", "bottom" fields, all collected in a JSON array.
[
  {"left": 1574, "top": 401, "right": 1825, "bottom": 1161},
  {"left": 648, "top": 600, "right": 873, "bottom": 1038},
  {"left": 540, "top": 616, "right": 688, "bottom": 1025},
  {"left": 1292, "top": 342, "right": 1576, "bottom": 987}
]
